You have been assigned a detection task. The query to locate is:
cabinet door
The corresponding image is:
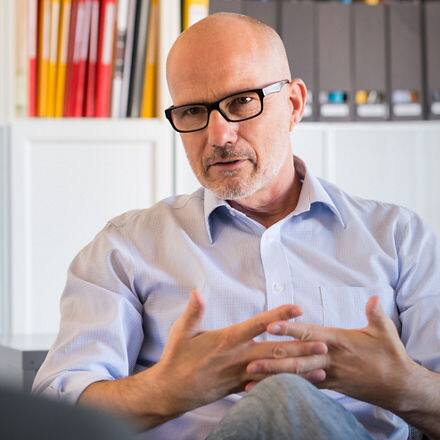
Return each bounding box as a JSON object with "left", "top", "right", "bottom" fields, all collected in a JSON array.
[
  {"left": 329, "top": 123, "right": 440, "bottom": 236},
  {"left": 8, "top": 119, "right": 173, "bottom": 334}
]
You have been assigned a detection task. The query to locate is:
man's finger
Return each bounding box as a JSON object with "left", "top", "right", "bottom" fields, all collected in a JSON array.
[
  {"left": 172, "top": 289, "right": 205, "bottom": 338},
  {"left": 244, "top": 340, "right": 328, "bottom": 363},
  {"left": 267, "top": 321, "right": 337, "bottom": 344},
  {"left": 246, "top": 354, "right": 329, "bottom": 375},
  {"left": 232, "top": 304, "right": 303, "bottom": 343},
  {"left": 302, "top": 369, "right": 326, "bottom": 383}
]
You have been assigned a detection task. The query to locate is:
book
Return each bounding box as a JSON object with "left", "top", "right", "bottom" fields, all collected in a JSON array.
[
  {"left": 119, "top": 0, "right": 137, "bottom": 117},
  {"left": 54, "top": 0, "right": 72, "bottom": 117},
  {"left": 37, "top": 0, "right": 52, "bottom": 116},
  {"left": 140, "top": 0, "right": 159, "bottom": 118},
  {"left": 84, "top": 0, "right": 100, "bottom": 116},
  {"left": 95, "top": 0, "right": 117, "bottom": 117},
  {"left": 16, "top": 0, "right": 29, "bottom": 117},
  {"left": 65, "top": 0, "right": 85, "bottom": 116},
  {"left": 73, "top": 0, "right": 92, "bottom": 116},
  {"left": 63, "top": 0, "right": 79, "bottom": 115},
  {"left": 28, "top": 0, "right": 38, "bottom": 116},
  {"left": 182, "top": 0, "right": 208, "bottom": 30},
  {"left": 111, "top": 0, "right": 130, "bottom": 117},
  {"left": 128, "top": 0, "right": 150, "bottom": 117},
  {"left": 47, "top": 0, "right": 61, "bottom": 117},
  {"left": 157, "top": 0, "right": 180, "bottom": 116}
]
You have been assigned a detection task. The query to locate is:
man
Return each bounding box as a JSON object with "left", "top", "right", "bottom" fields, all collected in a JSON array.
[{"left": 33, "top": 13, "right": 440, "bottom": 440}]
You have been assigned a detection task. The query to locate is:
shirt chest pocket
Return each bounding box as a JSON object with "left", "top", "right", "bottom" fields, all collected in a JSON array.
[
  {"left": 320, "top": 286, "right": 398, "bottom": 329},
  {"left": 292, "top": 286, "right": 398, "bottom": 330}
]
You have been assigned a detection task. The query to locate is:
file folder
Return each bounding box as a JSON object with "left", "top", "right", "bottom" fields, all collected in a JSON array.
[
  {"left": 317, "top": 2, "right": 352, "bottom": 121},
  {"left": 389, "top": 2, "right": 424, "bottom": 120},
  {"left": 242, "top": 0, "right": 277, "bottom": 29},
  {"left": 209, "top": 0, "right": 242, "bottom": 14},
  {"left": 425, "top": 1, "right": 440, "bottom": 120},
  {"left": 280, "top": 0, "right": 316, "bottom": 121},
  {"left": 353, "top": 3, "right": 388, "bottom": 121}
]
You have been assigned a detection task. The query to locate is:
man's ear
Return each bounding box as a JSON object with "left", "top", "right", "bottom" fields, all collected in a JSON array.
[{"left": 288, "top": 79, "right": 308, "bottom": 131}]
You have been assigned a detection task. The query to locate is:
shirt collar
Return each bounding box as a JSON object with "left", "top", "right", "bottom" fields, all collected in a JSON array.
[{"left": 203, "top": 155, "right": 345, "bottom": 243}]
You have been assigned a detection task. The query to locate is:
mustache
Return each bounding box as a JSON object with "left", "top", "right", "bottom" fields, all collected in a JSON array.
[{"left": 204, "top": 145, "right": 256, "bottom": 169}]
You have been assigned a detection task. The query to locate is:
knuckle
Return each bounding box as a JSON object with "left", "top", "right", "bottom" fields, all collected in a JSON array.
[
  {"left": 217, "top": 331, "right": 235, "bottom": 351},
  {"left": 254, "top": 321, "right": 267, "bottom": 334},
  {"left": 290, "top": 359, "right": 303, "bottom": 375},
  {"left": 300, "top": 328, "right": 313, "bottom": 341},
  {"left": 272, "top": 345, "right": 287, "bottom": 358}
]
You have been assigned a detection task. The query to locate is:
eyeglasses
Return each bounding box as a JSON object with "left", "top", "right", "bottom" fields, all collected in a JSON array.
[{"left": 165, "top": 79, "right": 290, "bottom": 133}]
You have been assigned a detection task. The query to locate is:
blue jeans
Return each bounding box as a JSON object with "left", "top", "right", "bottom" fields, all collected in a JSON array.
[{"left": 206, "top": 374, "right": 373, "bottom": 440}]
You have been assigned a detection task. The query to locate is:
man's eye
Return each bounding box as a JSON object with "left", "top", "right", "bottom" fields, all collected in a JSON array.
[
  {"left": 234, "top": 96, "right": 253, "bottom": 105},
  {"left": 184, "top": 107, "right": 202, "bottom": 116}
]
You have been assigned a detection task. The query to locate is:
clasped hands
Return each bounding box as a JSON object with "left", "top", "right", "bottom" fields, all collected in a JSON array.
[{"left": 152, "top": 290, "right": 419, "bottom": 419}]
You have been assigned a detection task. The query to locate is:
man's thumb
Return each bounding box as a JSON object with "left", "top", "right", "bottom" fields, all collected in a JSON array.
[
  {"left": 176, "top": 289, "right": 205, "bottom": 337},
  {"left": 366, "top": 295, "right": 387, "bottom": 330}
]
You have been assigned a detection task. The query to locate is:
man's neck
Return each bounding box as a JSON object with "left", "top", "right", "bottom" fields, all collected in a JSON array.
[{"left": 228, "top": 164, "right": 302, "bottom": 229}]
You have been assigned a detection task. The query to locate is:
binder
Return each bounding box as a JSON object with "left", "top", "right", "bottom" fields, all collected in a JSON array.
[
  {"left": 242, "top": 0, "right": 277, "bottom": 29},
  {"left": 37, "top": 0, "right": 52, "bottom": 117},
  {"left": 28, "top": 0, "right": 38, "bottom": 116},
  {"left": 317, "top": 2, "right": 352, "bottom": 121},
  {"left": 182, "top": 0, "right": 209, "bottom": 30},
  {"left": 209, "top": 0, "right": 242, "bottom": 14},
  {"left": 15, "top": 0, "right": 28, "bottom": 117},
  {"left": 128, "top": 0, "right": 150, "bottom": 118},
  {"left": 111, "top": 0, "right": 130, "bottom": 117},
  {"left": 84, "top": 0, "right": 100, "bottom": 116},
  {"left": 352, "top": 3, "right": 388, "bottom": 121},
  {"left": 388, "top": 2, "right": 424, "bottom": 120},
  {"left": 119, "top": 0, "right": 137, "bottom": 117},
  {"left": 141, "top": 0, "right": 159, "bottom": 118},
  {"left": 425, "top": 1, "right": 440, "bottom": 120},
  {"left": 54, "top": 0, "right": 72, "bottom": 117},
  {"left": 47, "top": 0, "right": 61, "bottom": 117},
  {"left": 95, "top": 0, "right": 117, "bottom": 117},
  {"left": 280, "top": 0, "right": 316, "bottom": 121}
]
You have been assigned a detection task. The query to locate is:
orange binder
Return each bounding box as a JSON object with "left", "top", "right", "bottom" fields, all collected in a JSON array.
[
  {"left": 37, "top": 0, "right": 52, "bottom": 116},
  {"left": 54, "top": 0, "right": 72, "bottom": 117},
  {"left": 47, "top": 0, "right": 61, "bottom": 117}
]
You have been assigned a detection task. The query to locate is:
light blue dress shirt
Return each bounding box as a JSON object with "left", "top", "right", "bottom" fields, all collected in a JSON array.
[{"left": 33, "top": 157, "right": 440, "bottom": 440}]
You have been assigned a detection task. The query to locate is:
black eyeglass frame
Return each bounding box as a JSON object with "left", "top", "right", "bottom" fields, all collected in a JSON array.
[{"left": 164, "top": 79, "right": 290, "bottom": 133}]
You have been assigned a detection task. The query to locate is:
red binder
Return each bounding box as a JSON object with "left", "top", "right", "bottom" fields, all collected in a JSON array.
[{"left": 95, "top": 0, "right": 116, "bottom": 117}]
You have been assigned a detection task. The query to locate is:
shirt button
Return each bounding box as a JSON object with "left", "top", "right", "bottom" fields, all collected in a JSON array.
[{"left": 273, "top": 283, "right": 285, "bottom": 293}]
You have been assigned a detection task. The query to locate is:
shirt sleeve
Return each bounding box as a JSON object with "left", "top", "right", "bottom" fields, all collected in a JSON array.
[
  {"left": 395, "top": 210, "right": 440, "bottom": 372},
  {"left": 32, "top": 221, "right": 144, "bottom": 403}
]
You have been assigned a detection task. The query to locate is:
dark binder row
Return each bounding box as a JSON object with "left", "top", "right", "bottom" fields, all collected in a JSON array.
[{"left": 209, "top": 0, "right": 440, "bottom": 122}]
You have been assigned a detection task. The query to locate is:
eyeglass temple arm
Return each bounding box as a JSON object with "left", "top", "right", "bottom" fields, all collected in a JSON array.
[{"left": 262, "top": 80, "right": 290, "bottom": 96}]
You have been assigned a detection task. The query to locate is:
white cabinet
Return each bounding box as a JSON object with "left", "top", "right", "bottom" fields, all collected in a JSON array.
[
  {"left": 1, "top": 119, "right": 173, "bottom": 335},
  {"left": 176, "top": 122, "right": 440, "bottom": 236},
  {"left": 294, "top": 122, "right": 440, "bottom": 236}
]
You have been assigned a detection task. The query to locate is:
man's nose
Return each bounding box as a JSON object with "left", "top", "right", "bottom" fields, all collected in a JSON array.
[{"left": 206, "top": 110, "right": 238, "bottom": 147}]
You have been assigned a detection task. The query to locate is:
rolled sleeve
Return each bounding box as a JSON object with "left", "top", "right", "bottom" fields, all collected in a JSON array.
[{"left": 32, "top": 221, "right": 144, "bottom": 402}]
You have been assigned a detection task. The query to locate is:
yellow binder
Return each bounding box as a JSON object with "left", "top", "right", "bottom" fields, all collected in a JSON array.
[
  {"left": 182, "top": 0, "right": 209, "bottom": 30},
  {"left": 54, "top": 0, "right": 72, "bottom": 117},
  {"left": 37, "top": 0, "right": 52, "bottom": 116},
  {"left": 47, "top": 0, "right": 61, "bottom": 116},
  {"left": 141, "top": 0, "right": 159, "bottom": 118}
]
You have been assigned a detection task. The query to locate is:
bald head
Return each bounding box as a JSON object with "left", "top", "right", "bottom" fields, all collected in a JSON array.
[{"left": 166, "top": 13, "right": 291, "bottom": 105}]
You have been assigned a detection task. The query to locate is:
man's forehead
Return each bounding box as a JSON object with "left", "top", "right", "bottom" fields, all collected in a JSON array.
[{"left": 168, "top": 41, "right": 280, "bottom": 105}]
